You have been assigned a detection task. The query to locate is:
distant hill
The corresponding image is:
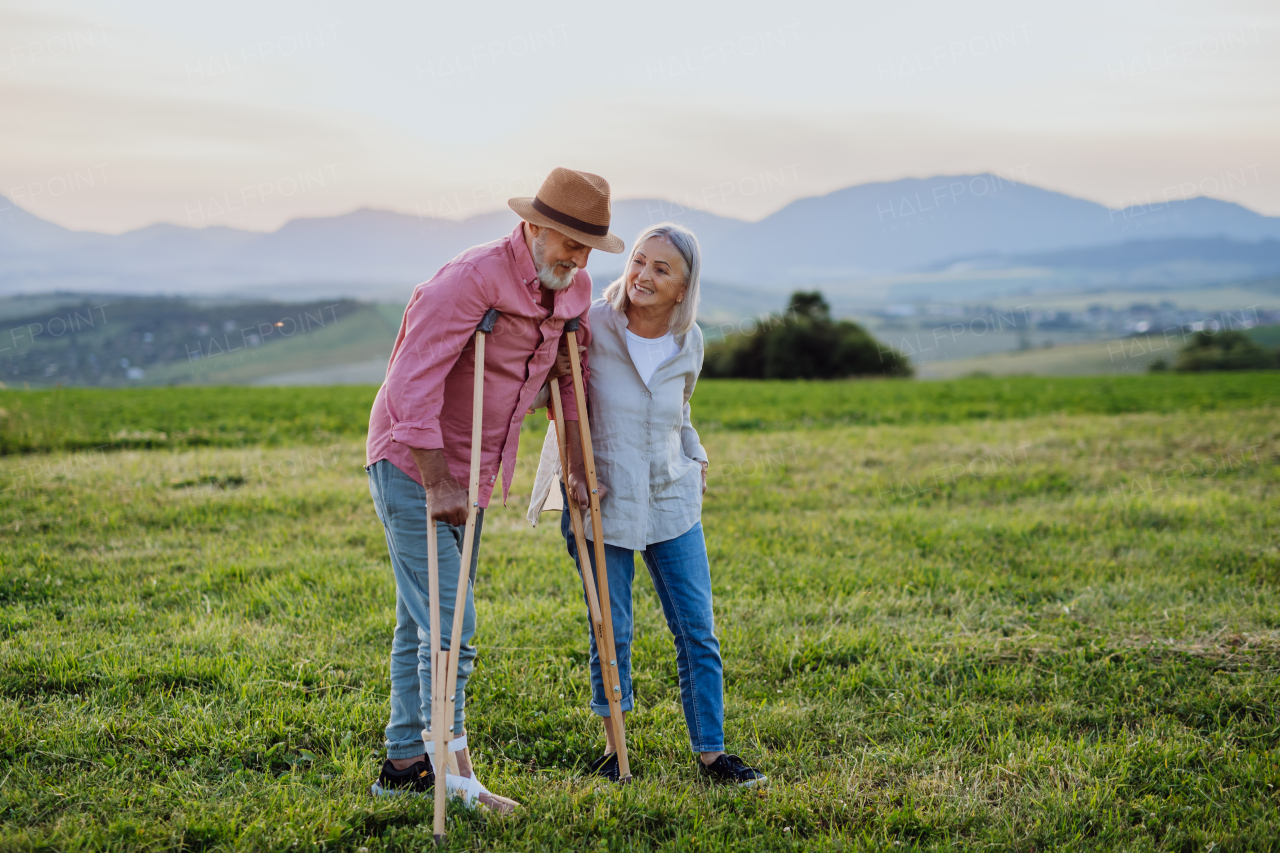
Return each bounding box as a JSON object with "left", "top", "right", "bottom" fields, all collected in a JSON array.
[
  {"left": 915, "top": 237, "right": 1280, "bottom": 293},
  {"left": 707, "top": 179, "right": 1280, "bottom": 283},
  {"left": 3, "top": 176, "right": 1280, "bottom": 302}
]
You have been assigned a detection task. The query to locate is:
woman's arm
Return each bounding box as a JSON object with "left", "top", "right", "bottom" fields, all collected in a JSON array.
[
  {"left": 560, "top": 418, "right": 595, "bottom": 508},
  {"left": 681, "top": 401, "right": 709, "bottom": 493},
  {"left": 683, "top": 331, "right": 709, "bottom": 492},
  {"left": 680, "top": 401, "right": 707, "bottom": 464},
  {"left": 547, "top": 337, "right": 606, "bottom": 509}
]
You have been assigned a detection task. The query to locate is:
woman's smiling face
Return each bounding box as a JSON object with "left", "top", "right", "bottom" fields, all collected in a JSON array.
[{"left": 626, "top": 235, "right": 687, "bottom": 316}]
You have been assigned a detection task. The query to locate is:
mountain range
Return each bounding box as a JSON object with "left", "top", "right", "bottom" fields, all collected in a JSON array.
[{"left": 2, "top": 175, "right": 1279, "bottom": 305}]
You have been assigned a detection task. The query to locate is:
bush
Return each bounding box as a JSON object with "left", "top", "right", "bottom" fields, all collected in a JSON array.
[
  {"left": 704, "top": 291, "right": 912, "bottom": 379},
  {"left": 1173, "top": 330, "right": 1278, "bottom": 372}
]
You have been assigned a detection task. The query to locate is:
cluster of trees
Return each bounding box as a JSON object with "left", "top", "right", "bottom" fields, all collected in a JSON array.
[
  {"left": 1152, "top": 330, "right": 1280, "bottom": 372},
  {"left": 703, "top": 291, "right": 912, "bottom": 379}
]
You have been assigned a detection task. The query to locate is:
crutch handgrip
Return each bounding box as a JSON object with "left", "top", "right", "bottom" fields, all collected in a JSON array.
[{"left": 477, "top": 308, "right": 501, "bottom": 334}]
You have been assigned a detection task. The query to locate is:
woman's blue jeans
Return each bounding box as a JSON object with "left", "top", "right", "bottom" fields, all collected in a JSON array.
[{"left": 559, "top": 485, "right": 725, "bottom": 753}]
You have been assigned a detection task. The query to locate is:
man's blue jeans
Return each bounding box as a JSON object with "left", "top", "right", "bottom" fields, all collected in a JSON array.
[
  {"left": 368, "top": 460, "right": 483, "bottom": 760},
  {"left": 559, "top": 485, "right": 725, "bottom": 753}
]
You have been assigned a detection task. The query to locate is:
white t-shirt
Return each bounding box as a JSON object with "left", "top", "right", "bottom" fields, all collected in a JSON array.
[{"left": 625, "top": 328, "right": 680, "bottom": 387}]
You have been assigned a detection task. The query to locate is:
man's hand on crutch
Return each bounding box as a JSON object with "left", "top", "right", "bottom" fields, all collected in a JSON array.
[{"left": 410, "top": 448, "right": 468, "bottom": 526}]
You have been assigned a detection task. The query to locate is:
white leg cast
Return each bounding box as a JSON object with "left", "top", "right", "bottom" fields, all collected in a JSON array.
[{"left": 421, "top": 733, "right": 502, "bottom": 807}]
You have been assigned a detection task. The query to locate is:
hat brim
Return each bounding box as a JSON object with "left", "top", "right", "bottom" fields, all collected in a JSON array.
[{"left": 508, "top": 198, "right": 625, "bottom": 254}]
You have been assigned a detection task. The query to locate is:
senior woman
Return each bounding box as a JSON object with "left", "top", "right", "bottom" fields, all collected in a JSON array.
[{"left": 529, "top": 223, "right": 766, "bottom": 786}]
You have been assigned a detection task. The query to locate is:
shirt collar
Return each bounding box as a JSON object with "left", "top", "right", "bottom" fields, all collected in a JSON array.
[
  {"left": 612, "top": 302, "right": 686, "bottom": 349},
  {"left": 508, "top": 222, "right": 540, "bottom": 289}
]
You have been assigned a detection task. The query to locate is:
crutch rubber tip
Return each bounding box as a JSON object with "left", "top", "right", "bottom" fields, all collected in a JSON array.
[{"left": 433, "top": 834, "right": 446, "bottom": 845}]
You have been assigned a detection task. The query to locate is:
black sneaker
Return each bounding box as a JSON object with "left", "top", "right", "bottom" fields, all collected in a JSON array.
[
  {"left": 585, "top": 752, "right": 620, "bottom": 782},
  {"left": 698, "top": 754, "right": 767, "bottom": 787},
  {"left": 370, "top": 759, "right": 434, "bottom": 796}
]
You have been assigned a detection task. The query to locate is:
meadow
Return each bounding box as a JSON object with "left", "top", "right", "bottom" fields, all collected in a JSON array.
[
  {"left": 2, "top": 375, "right": 1279, "bottom": 851},
  {"left": 4, "top": 372, "right": 1279, "bottom": 453}
]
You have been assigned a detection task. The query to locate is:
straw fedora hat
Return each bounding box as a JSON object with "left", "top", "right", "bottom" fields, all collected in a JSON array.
[{"left": 508, "top": 167, "right": 625, "bottom": 254}]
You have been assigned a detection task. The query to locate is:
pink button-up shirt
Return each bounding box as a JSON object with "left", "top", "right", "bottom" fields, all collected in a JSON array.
[{"left": 367, "top": 223, "right": 593, "bottom": 507}]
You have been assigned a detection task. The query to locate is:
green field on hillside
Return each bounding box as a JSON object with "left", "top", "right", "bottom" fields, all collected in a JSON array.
[
  {"left": 145, "top": 304, "right": 402, "bottom": 386},
  {"left": 8, "top": 290, "right": 1277, "bottom": 388},
  {"left": 915, "top": 339, "right": 1157, "bottom": 379},
  {"left": 918, "top": 325, "right": 1280, "bottom": 379},
  {"left": 2, "top": 377, "right": 1279, "bottom": 851},
  {"left": 0, "top": 297, "right": 397, "bottom": 389}
]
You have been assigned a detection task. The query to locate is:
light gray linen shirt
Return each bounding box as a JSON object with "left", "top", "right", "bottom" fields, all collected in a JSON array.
[{"left": 530, "top": 298, "right": 708, "bottom": 550}]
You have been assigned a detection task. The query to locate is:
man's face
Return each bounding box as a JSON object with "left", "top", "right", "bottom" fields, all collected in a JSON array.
[{"left": 530, "top": 224, "right": 592, "bottom": 290}]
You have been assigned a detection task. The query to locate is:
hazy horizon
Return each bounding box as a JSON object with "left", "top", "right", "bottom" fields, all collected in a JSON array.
[
  {"left": 3, "top": 0, "right": 1278, "bottom": 234},
  {"left": 20, "top": 166, "right": 1273, "bottom": 237}
]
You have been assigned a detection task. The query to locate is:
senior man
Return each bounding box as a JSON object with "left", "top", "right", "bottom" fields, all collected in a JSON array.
[{"left": 365, "top": 168, "right": 624, "bottom": 810}]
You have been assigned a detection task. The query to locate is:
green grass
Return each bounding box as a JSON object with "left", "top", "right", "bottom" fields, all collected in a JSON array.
[
  {"left": 4, "top": 372, "right": 1279, "bottom": 455},
  {"left": 689, "top": 373, "right": 1280, "bottom": 429},
  {"left": 0, "top": 386, "right": 379, "bottom": 454},
  {"left": 2, "top": 377, "right": 1279, "bottom": 850}
]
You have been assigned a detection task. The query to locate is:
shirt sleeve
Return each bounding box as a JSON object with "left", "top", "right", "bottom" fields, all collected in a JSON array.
[
  {"left": 681, "top": 402, "right": 707, "bottom": 463},
  {"left": 681, "top": 329, "right": 707, "bottom": 463},
  {"left": 385, "top": 262, "right": 493, "bottom": 450}
]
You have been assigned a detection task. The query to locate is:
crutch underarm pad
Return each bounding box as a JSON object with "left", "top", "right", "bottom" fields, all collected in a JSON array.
[
  {"left": 477, "top": 308, "right": 501, "bottom": 334},
  {"left": 564, "top": 316, "right": 580, "bottom": 332}
]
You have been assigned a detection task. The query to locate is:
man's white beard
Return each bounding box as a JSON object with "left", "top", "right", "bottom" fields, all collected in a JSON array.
[
  {"left": 532, "top": 233, "right": 578, "bottom": 290},
  {"left": 538, "top": 262, "right": 577, "bottom": 290}
]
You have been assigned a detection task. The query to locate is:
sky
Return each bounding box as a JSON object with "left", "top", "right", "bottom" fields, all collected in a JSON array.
[{"left": 2, "top": 0, "right": 1278, "bottom": 234}]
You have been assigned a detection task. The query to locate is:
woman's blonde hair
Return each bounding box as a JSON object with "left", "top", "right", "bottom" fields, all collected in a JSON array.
[{"left": 601, "top": 222, "right": 702, "bottom": 335}]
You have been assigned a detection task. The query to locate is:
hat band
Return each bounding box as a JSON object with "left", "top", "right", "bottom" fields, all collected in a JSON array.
[{"left": 531, "top": 196, "right": 609, "bottom": 238}]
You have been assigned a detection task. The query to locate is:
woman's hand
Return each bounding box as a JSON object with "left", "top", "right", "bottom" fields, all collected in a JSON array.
[
  {"left": 700, "top": 460, "right": 708, "bottom": 495},
  {"left": 547, "top": 341, "right": 585, "bottom": 380},
  {"left": 566, "top": 466, "right": 607, "bottom": 509},
  {"left": 561, "top": 418, "right": 607, "bottom": 509},
  {"left": 528, "top": 340, "right": 582, "bottom": 414},
  {"left": 525, "top": 383, "right": 550, "bottom": 415}
]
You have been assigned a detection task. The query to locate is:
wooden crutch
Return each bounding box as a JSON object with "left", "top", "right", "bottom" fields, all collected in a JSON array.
[
  {"left": 552, "top": 316, "right": 632, "bottom": 782},
  {"left": 429, "top": 307, "right": 500, "bottom": 844}
]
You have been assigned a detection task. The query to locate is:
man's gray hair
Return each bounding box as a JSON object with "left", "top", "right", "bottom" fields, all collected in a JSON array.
[{"left": 601, "top": 222, "right": 702, "bottom": 336}]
